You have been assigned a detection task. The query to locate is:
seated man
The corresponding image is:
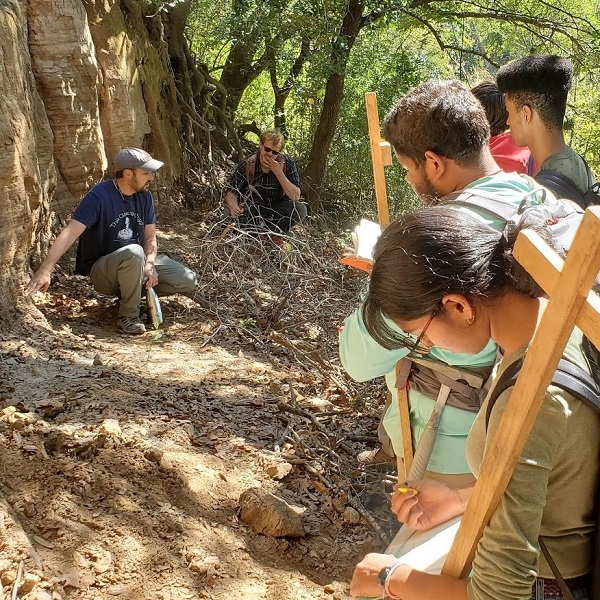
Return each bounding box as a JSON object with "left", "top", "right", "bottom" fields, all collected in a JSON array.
[
  {"left": 496, "top": 54, "right": 596, "bottom": 203},
  {"left": 224, "top": 130, "right": 307, "bottom": 234},
  {"left": 470, "top": 80, "right": 534, "bottom": 175},
  {"left": 25, "top": 147, "right": 198, "bottom": 335}
]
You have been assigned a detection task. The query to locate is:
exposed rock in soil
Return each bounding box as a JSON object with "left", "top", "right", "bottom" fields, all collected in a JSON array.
[{"left": 239, "top": 487, "right": 306, "bottom": 538}]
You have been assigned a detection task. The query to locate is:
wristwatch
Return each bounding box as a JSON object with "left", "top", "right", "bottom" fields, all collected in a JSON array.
[{"left": 378, "top": 565, "right": 392, "bottom": 590}]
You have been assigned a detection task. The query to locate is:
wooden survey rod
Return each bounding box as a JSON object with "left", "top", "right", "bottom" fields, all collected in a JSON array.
[
  {"left": 366, "top": 92, "right": 410, "bottom": 475},
  {"left": 395, "top": 359, "right": 413, "bottom": 478},
  {"left": 443, "top": 206, "right": 600, "bottom": 578},
  {"left": 365, "top": 92, "right": 392, "bottom": 227}
]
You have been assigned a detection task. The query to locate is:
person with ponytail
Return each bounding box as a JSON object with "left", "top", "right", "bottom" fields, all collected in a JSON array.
[{"left": 350, "top": 207, "right": 599, "bottom": 600}]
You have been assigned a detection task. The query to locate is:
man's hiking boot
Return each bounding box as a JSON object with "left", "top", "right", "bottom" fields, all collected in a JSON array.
[
  {"left": 357, "top": 447, "right": 396, "bottom": 467},
  {"left": 117, "top": 316, "right": 146, "bottom": 335}
]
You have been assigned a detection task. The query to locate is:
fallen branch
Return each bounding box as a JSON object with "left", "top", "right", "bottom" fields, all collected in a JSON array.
[{"left": 271, "top": 331, "right": 353, "bottom": 399}]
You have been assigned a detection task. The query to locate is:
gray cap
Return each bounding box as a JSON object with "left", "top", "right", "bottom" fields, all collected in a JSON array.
[{"left": 114, "top": 147, "right": 164, "bottom": 172}]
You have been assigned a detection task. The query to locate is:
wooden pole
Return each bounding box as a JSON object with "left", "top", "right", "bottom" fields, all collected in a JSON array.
[
  {"left": 365, "top": 92, "right": 391, "bottom": 227},
  {"left": 443, "top": 207, "right": 600, "bottom": 578},
  {"left": 395, "top": 359, "right": 413, "bottom": 479}
]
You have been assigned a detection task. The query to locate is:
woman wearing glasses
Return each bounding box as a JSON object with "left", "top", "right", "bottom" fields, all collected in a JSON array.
[
  {"left": 350, "top": 207, "right": 598, "bottom": 600},
  {"left": 223, "top": 129, "right": 307, "bottom": 236}
]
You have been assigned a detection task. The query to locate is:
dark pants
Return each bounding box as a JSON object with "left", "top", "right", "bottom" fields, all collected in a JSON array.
[{"left": 239, "top": 201, "right": 307, "bottom": 233}]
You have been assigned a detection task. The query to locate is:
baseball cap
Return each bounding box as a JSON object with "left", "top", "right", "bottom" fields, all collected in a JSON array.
[{"left": 114, "top": 147, "right": 164, "bottom": 172}]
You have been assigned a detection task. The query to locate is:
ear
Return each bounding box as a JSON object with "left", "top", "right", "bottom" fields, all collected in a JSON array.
[
  {"left": 423, "top": 150, "right": 447, "bottom": 181},
  {"left": 522, "top": 104, "right": 534, "bottom": 124},
  {"left": 440, "top": 294, "right": 475, "bottom": 325}
]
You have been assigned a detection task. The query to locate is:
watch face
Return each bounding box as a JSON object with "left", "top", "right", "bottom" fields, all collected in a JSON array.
[{"left": 378, "top": 566, "right": 392, "bottom": 587}]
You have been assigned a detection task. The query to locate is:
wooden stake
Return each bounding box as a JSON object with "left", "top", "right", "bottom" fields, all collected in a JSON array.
[
  {"left": 365, "top": 92, "right": 391, "bottom": 227},
  {"left": 443, "top": 207, "right": 600, "bottom": 578},
  {"left": 395, "top": 359, "right": 413, "bottom": 479}
]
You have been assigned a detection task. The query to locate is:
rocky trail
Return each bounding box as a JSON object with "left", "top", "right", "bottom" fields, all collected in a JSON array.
[{"left": 0, "top": 213, "right": 396, "bottom": 600}]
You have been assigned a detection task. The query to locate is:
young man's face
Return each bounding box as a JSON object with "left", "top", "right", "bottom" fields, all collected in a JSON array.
[
  {"left": 504, "top": 96, "right": 528, "bottom": 147},
  {"left": 260, "top": 140, "right": 283, "bottom": 160},
  {"left": 395, "top": 154, "right": 440, "bottom": 200}
]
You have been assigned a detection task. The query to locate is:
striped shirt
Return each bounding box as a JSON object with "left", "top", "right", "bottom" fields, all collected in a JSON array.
[{"left": 227, "top": 153, "right": 301, "bottom": 207}]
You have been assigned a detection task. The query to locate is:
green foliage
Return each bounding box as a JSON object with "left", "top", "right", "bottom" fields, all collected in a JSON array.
[{"left": 187, "top": 0, "right": 600, "bottom": 224}]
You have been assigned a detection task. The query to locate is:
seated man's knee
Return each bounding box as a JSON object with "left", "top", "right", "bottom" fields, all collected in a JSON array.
[
  {"left": 179, "top": 270, "right": 198, "bottom": 295},
  {"left": 119, "top": 244, "right": 146, "bottom": 264},
  {"left": 293, "top": 201, "right": 308, "bottom": 222}
]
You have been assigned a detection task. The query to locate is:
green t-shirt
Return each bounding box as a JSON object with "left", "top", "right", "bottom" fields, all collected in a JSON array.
[
  {"left": 466, "top": 329, "right": 599, "bottom": 599},
  {"left": 540, "top": 147, "right": 595, "bottom": 194},
  {"left": 340, "top": 172, "right": 534, "bottom": 474}
]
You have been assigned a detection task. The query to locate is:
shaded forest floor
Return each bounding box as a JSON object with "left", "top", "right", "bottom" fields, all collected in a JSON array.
[{"left": 0, "top": 208, "right": 399, "bottom": 600}]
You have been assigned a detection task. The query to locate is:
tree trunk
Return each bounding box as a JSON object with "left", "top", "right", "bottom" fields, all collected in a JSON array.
[{"left": 303, "top": 0, "right": 365, "bottom": 205}]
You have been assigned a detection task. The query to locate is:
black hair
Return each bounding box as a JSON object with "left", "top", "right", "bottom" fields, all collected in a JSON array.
[
  {"left": 115, "top": 170, "right": 125, "bottom": 179},
  {"left": 496, "top": 55, "right": 572, "bottom": 129},
  {"left": 382, "top": 79, "right": 490, "bottom": 167},
  {"left": 471, "top": 81, "right": 509, "bottom": 137},
  {"left": 362, "top": 207, "right": 551, "bottom": 351}
]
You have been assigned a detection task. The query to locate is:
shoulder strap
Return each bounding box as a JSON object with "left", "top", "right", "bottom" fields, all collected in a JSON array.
[
  {"left": 534, "top": 170, "right": 587, "bottom": 210},
  {"left": 485, "top": 357, "right": 600, "bottom": 429},
  {"left": 441, "top": 190, "right": 519, "bottom": 223},
  {"left": 245, "top": 153, "right": 259, "bottom": 183}
]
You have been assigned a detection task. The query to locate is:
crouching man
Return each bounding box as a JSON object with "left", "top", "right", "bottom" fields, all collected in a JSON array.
[{"left": 25, "top": 148, "right": 198, "bottom": 335}]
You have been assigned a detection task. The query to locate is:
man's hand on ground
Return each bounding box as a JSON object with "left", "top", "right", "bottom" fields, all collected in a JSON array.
[
  {"left": 24, "top": 269, "right": 51, "bottom": 295},
  {"left": 225, "top": 197, "right": 243, "bottom": 217}
]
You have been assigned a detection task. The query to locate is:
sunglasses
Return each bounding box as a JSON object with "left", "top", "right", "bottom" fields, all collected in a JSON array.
[{"left": 263, "top": 146, "right": 281, "bottom": 157}]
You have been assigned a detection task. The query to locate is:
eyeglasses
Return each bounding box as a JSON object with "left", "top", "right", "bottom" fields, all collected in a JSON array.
[
  {"left": 407, "top": 313, "right": 435, "bottom": 355},
  {"left": 263, "top": 146, "right": 281, "bottom": 156}
]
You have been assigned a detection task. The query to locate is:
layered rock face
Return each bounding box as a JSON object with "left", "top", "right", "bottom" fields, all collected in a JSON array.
[
  {"left": 0, "top": 0, "right": 183, "bottom": 311},
  {"left": 0, "top": 1, "right": 56, "bottom": 308}
]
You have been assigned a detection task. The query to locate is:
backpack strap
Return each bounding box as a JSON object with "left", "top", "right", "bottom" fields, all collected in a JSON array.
[
  {"left": 534, "top": 170, "right": 588, "bottom": 210},
  {"left": 485, "top": 352, "right": 599, "bottom": 600},
  {"left": 485, "top": 357, "right": 600, "bottom": 429},
  {"left": 539, "top": 540, "right": 576, "bottom": 600},
  {"left": 441, "top": 190, "right": 519, "bottom": 223},
  {"left": 245, "top": 153, "right": 259, "bottom": 184},
  {"left": 527, "top": 154, "right": 536, "bottom": 176}
]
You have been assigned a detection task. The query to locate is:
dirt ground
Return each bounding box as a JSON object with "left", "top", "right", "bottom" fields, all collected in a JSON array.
[{"left": 0, "top": 210, "right": 397, "bottom": 600}]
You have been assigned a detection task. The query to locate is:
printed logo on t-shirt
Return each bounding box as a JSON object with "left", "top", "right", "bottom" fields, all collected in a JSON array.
[{"left": 117, "top": 217, "right": 134, "bottom": 241}]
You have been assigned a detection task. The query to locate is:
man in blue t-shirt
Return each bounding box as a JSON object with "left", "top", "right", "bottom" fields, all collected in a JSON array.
[{"left": 25, "top": 148, "right": 198, "bottom": 335}]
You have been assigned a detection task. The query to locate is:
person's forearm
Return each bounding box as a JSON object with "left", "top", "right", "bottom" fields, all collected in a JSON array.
[
  {"left": 388, "top": 565, "right": 469, "bottom": 600},
  {"left": 37, "top": 222, "right": 84, "bottom": 273},
  {"left": 275, "top": 173, "right": 301, "bottom": 200},
  {"left": 144, "top": 237, "right": 157, "bottom": 264},
  {"left": 224, "top": 191, "right": 239, "bottom": 207}
]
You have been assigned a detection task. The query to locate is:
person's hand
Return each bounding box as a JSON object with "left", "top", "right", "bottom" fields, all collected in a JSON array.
[
  {"left": 225, "top": 196, "right": 244, "bottom": 217},
  {"left": 265, "top": 153, "right": 285, "bottom": 177},
  {"left": 144, "top": 262, "right": 158, "bottom": 288},
  {"left": 350, "top": 553, "right": 397, "bottom": 598},
  {"left": 391, "top": 479, "right": 468, "bottom": 531},
  {"left": 24, "top": 269, "right": 52, "bottom": 296}
]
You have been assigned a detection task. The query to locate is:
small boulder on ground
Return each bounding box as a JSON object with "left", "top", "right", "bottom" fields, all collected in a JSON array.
[{"left": 239, "top": 487, "right": 305, "bottom": 538}]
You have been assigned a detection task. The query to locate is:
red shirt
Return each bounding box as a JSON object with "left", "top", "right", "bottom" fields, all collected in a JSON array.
[{"left": 489, "top": 132, "right": 535, "bottom": 175}]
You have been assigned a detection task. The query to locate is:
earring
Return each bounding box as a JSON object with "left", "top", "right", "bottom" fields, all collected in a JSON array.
[{"left": 466, "top": 314, "right": 475, "bottom": 326}]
